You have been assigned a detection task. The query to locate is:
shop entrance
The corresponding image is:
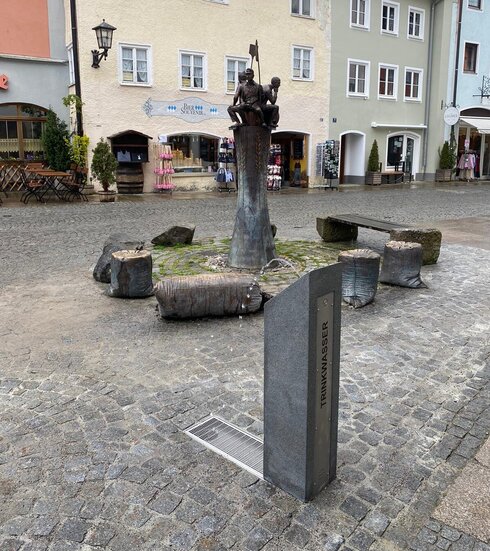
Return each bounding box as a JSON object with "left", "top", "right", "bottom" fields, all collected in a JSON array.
[
  {"left": 271, "top": 131, "right": 309, "bottom": 187},
  {"left": 457, "top": 107, "right": 490, "bottom": 179},
  {"left": 339, "top": 132, "right": 365, "bottom": 184},
  {"left": 386, "top": 133, "right": 419, "bottom": 176}
]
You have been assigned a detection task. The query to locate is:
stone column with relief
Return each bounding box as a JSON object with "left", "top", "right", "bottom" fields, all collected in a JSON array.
[{"left": 228, "top": 125, "right": 276, "bottom": 270}]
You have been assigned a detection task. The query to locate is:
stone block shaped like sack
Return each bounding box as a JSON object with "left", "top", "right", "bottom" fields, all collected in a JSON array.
[
  {"left": 155, "top": 273, "right": 262, "bottom": 319},
  {"left": 338, "top": 249, "right": 380, "bottom": 308},
  {"left": 380, "top": 241, "right": 427, "bottom": 288},
  {"left": 108, "top": 250, "right": 154, "bottom": 298},
  {"left": 389, "top": 228, "right": 442, "bottom": 265},
  {"left": 151, "top": 226, "right": 195, "bottom": 247},
  {"left": 93, "top": 233, "right": 144, "bottom": 283}
]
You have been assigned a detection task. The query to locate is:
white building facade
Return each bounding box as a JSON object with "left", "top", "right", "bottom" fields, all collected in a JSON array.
[{"left": 65, "top": 0, "right": 332, "bottom": 192}]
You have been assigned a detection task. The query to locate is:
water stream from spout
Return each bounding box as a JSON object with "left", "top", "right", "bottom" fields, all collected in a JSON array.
[{"left": 240, "top": 257, "right": 302, "bottom": 313}]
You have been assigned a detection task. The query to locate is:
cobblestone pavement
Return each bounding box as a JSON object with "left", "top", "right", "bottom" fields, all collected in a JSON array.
[{"left": 0, "top": 183, "right": 489, "bottom": 550}]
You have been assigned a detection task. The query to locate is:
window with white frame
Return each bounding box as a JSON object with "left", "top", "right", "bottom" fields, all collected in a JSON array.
[
  {"left": 351, "top": 0, "right": 369, "bottom": 28},
  {"left": 291, "top": 0, "right": 312, "bottom": 17},
  {"left": 347, "top": 59, "right": 370, "bottom": 96},
  {"left": 292, "top": 46, "right": 313, "bottom": 80},
  {"left": 378, "top": 64, "right": 397, "bottom": 98},
  {"left": 225, "top": 57, "right": 248, "bottom": 93},
  {"left": 120, "top": 44, "right": 151, "bottom": 85},
  {"left": 408, "top": 7, "right": 424, "bottom": 39},
  {"left": 67, "top": 44, "right": 75, "bottom": 85},
  {"left": 463, "top": 42, "right": 479, "bottom": 73},
  {"left": 404, "top": 68, "right": 422, "bottom": 100},
  {"left": 468, "top": 0, "right": 482, "bottom": 9},
  {"left": 381, "top": 1, "right": 399, "bottom": 34},
  {"left": 180, "top": 51, "right": 206, "bottom": 90}
]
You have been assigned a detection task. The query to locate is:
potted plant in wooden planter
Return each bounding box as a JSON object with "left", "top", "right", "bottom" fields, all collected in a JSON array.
[
  {"left": 91, "top": 139, "right": 118, "bottom": 202},
  {"left": 365, "top": 139, "right": 382, "bottom": 185},
  {"left": 435, "top": 141, "right": 455, "bottom": 182}
]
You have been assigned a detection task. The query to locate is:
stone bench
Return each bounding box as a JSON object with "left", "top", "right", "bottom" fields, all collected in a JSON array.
[
  {"left": 317, "top": 214, "right": 442, "bottom": 265},
  {"left": 317, "top": 214, "right": 405, "bottom": 243}
]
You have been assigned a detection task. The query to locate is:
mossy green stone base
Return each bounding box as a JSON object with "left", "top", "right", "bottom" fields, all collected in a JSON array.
[{"left": 152, "top": 238, "right": 349, "bottom": 296}]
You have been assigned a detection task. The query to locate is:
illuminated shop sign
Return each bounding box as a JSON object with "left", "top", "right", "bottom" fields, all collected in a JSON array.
[{"left": 143, "top": 97, "right": 229, "bottom": 122}]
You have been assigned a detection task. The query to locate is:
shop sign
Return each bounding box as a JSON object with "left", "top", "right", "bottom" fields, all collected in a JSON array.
[
  {"left": 0, "top": 74, "right": 8, "bottom": 90},
  {"left": 143, "top": 97, "right": 229, "bottom": 122},
  {"left": 443, "top": 106, "right": 459, "bottom": 126}
]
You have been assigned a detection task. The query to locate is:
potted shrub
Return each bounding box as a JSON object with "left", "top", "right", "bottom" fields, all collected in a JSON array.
[
  {"left": 436, "top": 141, "right": 455, "bottom": 182},
  {"left": 41, "top": 109, "right": 71, "bottom": 171},
  {"left": 66, "top": 134, "right": 90, "bottom": 188},
  {"left": 91, "top": 138, "right": 118, "bottom": 202},
  {"left": 365, "top": 139, "right": 382, "bottom": 185}
]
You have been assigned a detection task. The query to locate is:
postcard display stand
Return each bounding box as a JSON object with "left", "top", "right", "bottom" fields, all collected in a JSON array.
[
  {"left": 154, "top": 144, "right": 175, "bottom": 192},
  {"left": 315, "top": 141, "right": 339, "bottom": 190},
  {"left": 216, "top": 138, "right": 236, "bottom": 192}
]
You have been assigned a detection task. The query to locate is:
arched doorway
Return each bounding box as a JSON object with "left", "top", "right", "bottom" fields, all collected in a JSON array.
[
  {"left": 385, "top": 132, "right": 420, "bottom": 177},
  {"left": 340, "top": 132, "right": 365, "bottom": 184},
  {"left": 458, "top": 107, "right": 490, "bottom": 178},
  {"left": 271, "top": 130, "right": 310, "bottom": 186}
]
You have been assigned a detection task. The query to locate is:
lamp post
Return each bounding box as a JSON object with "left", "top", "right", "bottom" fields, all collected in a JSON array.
[
  {"left": 69, "top": 0, "right": 83, "bottom": 135},
  {"left": 91, "top": 20, "right": 116, "bottom": 68}
]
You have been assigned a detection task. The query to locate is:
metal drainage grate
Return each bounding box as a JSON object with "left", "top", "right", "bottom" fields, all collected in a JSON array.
[{"left": 185, "top": 416, "right": 263, "bottom": 479}]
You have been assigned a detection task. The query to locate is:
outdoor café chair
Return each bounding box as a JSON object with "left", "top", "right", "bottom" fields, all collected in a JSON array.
[
  {"left": 20, "top": 167, "right": 47, "bottom": 204},
  {"left": 0, "top": 164, "right": 9, "bottom": 203},
  {"left": 61, "top": 166, "right": 88, "bottom": 202}
]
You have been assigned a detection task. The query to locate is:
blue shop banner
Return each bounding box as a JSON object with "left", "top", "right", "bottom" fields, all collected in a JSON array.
[{"left": 143, "top": 97, "right": 229, "bottom": 122}]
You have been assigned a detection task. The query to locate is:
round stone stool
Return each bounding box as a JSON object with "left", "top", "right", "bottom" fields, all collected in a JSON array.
[
  {"left": 389, "top": 228, "right": 442, "bottom": 265},
  {"left": 338, "top": 249, "right": 381, "bottom": 308},
  {"left": 108, "top": 249, "right": 154, "bottom": 298},
  {"left": 379, "top": 241, "right": 427, "bottom": 288}
]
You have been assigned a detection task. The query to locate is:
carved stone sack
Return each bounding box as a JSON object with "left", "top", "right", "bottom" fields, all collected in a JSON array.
[
  {"left": 93, "top": 233, "right": 144, "bottom": 283},
  {"left": 108, "top": 250, "right": 154, "bottom": 298},
  {"left": 379, "top": 241, "right": 427, "bottom": 288},
  {"left": 155, "top": 273, "right": 262, "bottom": 319},
  {"left": 338, "top": 249, "right": 380, "bottom": 308}
]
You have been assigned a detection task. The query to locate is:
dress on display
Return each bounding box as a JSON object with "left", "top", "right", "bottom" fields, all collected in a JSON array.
[{"left": 457, "top": 153, "right": 476, "bottom": 180}]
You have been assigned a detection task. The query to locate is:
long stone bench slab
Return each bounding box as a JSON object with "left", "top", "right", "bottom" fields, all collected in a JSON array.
[
  {"left": 316, "top": 214, "right": 442, "bottom": 264},
  {"left": 316, "top": 214, "right": 406, "bottom": 243}
]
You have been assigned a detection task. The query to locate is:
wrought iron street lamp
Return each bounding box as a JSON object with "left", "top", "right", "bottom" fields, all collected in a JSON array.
[{"left": 91, "top": 20, "right": 116, "bottom": 68}]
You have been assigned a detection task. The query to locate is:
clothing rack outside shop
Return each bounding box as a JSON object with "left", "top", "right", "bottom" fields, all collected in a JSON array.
[{"left": 216, "top": 137, "right": 236, "bottom": 193}]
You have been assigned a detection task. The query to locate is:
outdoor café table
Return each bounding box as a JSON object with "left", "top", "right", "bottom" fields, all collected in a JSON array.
[{"left": 29, "top": 169, "right": 71, "bottom": 201}]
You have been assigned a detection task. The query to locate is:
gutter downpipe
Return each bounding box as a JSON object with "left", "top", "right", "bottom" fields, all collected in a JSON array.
[
  {"left": 422, "top": 0, "right": 444, "bottom": 177},
  {"left": 69, "top": 0, "right": 83, "bottom": 135},
  {"left": 451, "top": 0, "right": 464, "bottom": 147}
]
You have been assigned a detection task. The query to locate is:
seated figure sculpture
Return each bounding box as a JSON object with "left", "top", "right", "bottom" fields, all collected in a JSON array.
[
  {"left": 228, "top": 68, "right": 267, "bottom": 128},
  {"left": 261, "top": 77, "right": 280, "bottom": 128}
]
